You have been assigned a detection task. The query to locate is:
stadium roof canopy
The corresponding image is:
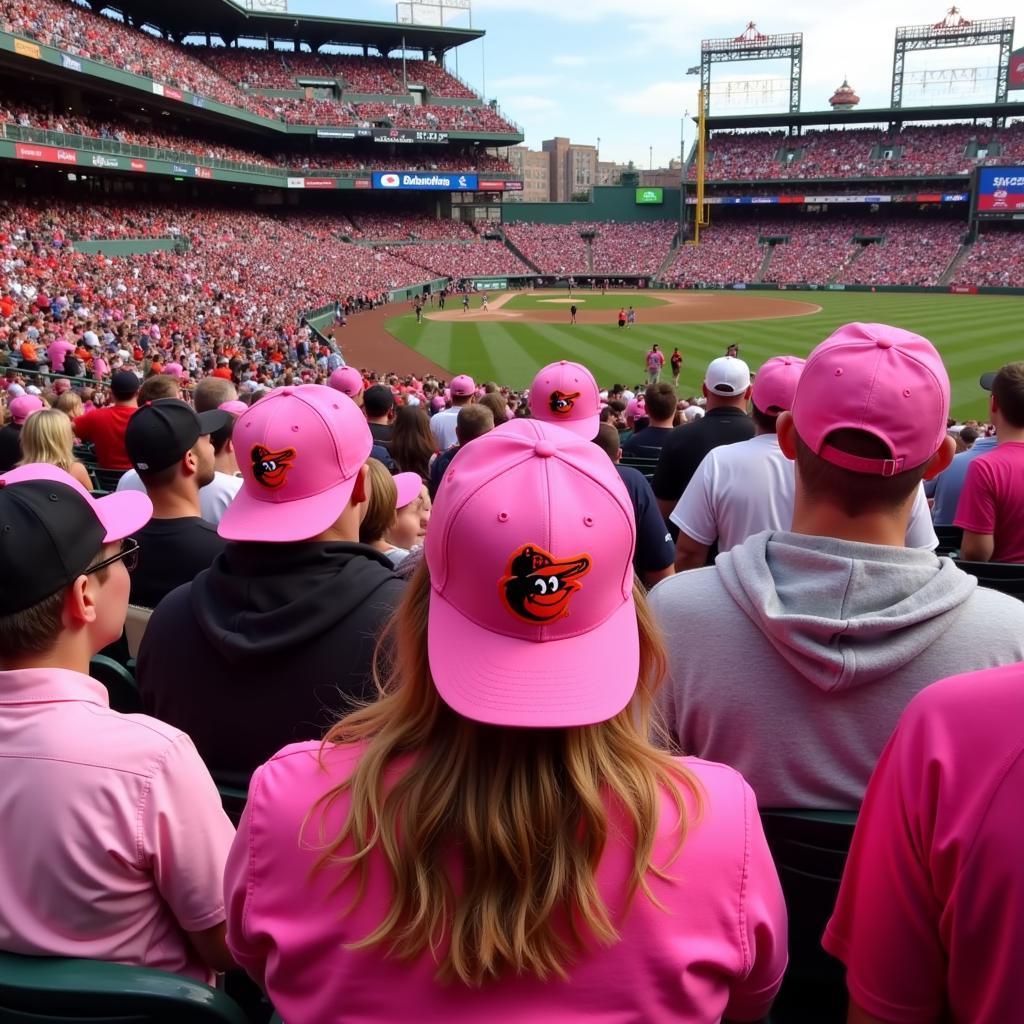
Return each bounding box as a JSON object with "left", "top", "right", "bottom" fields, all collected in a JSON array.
[
  {"left": 94, "top": 0, "right": 483, "bottom": 55},
  {"left": 701, "top": 100, "right": 1024, "bottom": 130}
]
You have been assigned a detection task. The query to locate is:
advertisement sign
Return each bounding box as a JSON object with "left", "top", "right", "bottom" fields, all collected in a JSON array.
[
  {"left": 684, "top": 192, "right": 966, "bottom": 206},
  {"left": 303, "top": 178, "right": 337, "bottom": 189},
  {"left": 505, "top": 180, "right": 524, "bottom": 191},
  {"left": 372, "top": 171, "right": 478, "bottom": 191},
  {"left": 171, "top": 164, "right": 191, "bottom": 175},
  {"left": 61, "top": 53, "right": 82, "bottom": 72},
  {"left": 977, "top": 166, "right": 1024, "bottom": 213},
  {"left": 316, "top": 128, "right": 356, "bottom": 139},
  {"left": 90, "top": 153, "right": 122, "bottom": 169},
  {"left": 372, "top": 128, "right": 449, "bottom": 145},
  {"left": 286, "top": 177, "right": 305, "bottom": 189},
  {"left": 163, "top": 86, "right": 183, "bottom": 102},
  {"left": 14, "top": 143, "right": 77, "bottom": 165},
  {"left": 1010, "top": 46, "right": 1024, "bottom": 90},
  {"left": 13, "top": 38, "right": 40, "bottom": 59},
  {"left": 354, "top": 179, "right": 372, "bottom": 189},
  {"left": 130, "top": 158, "right": 147, "bottom": 172},
  {"left": 194, "top": 166, "right": 213, "bottom": 180},
  {"left": 192, "top": 94, "right": 206, "bottom": 109},
  {"left": 635, "top": 187, "right": 664, "bottom": 205}
]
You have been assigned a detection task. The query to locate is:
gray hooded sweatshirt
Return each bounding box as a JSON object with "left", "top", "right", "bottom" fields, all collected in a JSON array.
[{"left": 649, "top": 530, "right": 1024, "bottom": 809}]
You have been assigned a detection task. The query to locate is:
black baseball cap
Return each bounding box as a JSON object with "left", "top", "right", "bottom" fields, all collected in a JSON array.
[
  {"left": 126, "top": 399, "right": 231, "bottom": 474},
  {"left": 0, "top": 465, "right": 152, "bottom": 615},
  {"left": 110, "top": 370, "right": 141, "bottom": 400}
]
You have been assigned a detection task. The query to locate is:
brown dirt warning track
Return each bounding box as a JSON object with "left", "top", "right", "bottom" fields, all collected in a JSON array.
[{"left": 335, "top": 290, "right": 821, "bottom": 376}]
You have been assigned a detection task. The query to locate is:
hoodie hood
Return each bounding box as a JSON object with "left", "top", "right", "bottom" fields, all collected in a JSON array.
[
  {"left": 716, "top": 531, "right": 976, "bottom": 692},
  {"left": 192, "top": 541, "right": 398, "bottom": 663}
]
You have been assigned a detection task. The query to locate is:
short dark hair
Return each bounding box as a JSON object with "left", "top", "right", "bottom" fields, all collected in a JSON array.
[
  {"left": 138, "top": 375, "right": 180, "bottom": 404},
  {"left": 209, "top": 416, "right": 235, "bottom": 455},
  {"left": 750, "top": 401, "right": 779, "bottom": 434},
  {"left": 456, "top": 404, "right": 494, "bottom": 445},
  {"left": 194, "top": 376, "right": 237, "bottom": 412},
  {"left": 592, "top": 423, "right": 620, "bottom": 461},
  {"left": 795, "top": 430, "right": 927, "bottom": 516},
  {"left": 644, "top": 383, "right": 677, "bottom": 421},
  {"left": 363, "top": 385, "right": 395, "bottom": 419},
  {"left": 960, "top": 426, "right": 980, "bottom": 446},
  {"left": 992, "top": 362, "right": 1024, "bottom": 429}
]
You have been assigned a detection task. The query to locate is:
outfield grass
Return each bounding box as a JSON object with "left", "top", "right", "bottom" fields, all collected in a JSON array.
[
  {"left": 502, "top": 292, "right": 670, "bottom": 310},
  {"left": 387, "top": 290, "right": 1024, "bottom": 421}
]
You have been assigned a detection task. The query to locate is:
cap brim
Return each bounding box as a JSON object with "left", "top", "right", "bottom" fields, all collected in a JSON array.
[
  {"left": 393, "top": 472, "right": 423, "bottom": 509},
  {"left": 217, "top": 474, "right": 359, "bottom": 543},
  {"left": 533, "top": 412, "right": 601, "bottom": 440},
  {"left": 427, "top": 589, "right": 639, "bottom": 728},
  {"left": 979, "top": 372, "right": 997, "bottom": 391},
  {"left": 196, "top": 409, "right": 232, "bottom": 434}
]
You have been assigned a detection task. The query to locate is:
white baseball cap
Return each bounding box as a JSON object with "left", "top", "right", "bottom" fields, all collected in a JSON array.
[{"left": 704, "top": 356, "right": 751, "bottom": 397}]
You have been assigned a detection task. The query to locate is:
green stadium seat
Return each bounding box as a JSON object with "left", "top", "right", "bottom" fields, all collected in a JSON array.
[
  {"left": 89, "top": 654, "right": 141, "bottom": 715},
  {"left": 213, "top": 771, "right": 252, "bottom": 825},
  {"left": 89, "top": 467, "right": 127, "bottom": 493},
  {"left": 618, "top": 454, "right": 659, "bottom": 480},
  {"left": 954, "top": 559, "right": 1024, "bottom": 600},
  {"left": 933, "top": 524, "right": 962, "bottom": 557},
  {"left": 760, "top": 808, "right": 857, "bottom": 1023},
  {"left": 0, "top": 950, "right": 249, "bottom": 1023}
]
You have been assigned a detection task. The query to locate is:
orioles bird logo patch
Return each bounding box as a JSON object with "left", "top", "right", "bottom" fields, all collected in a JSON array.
[
  {"left": 499, "top": 544, "right": 591, "bottom": 624},
  {"left": 251, "top": 444, "right": 296, "bottom": 489},
  {"left": 549, "top": 390, "right": 580, "bottom": 416}
]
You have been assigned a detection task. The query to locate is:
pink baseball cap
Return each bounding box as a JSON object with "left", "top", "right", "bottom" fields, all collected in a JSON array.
[
  {"left": 218, "top": 384, "right": 372, "bottom": 543},
  {"left": 425, "top": 418, "right": 638, "bottom": 728},
  {"left": 10, "top": 395, "right": 44, "bottom": 424},
  {"left": 0, "top": 462, "right": 152, "bottom": 542},
  {"left": 218, "top": 400, "right": 248, "bottom": 417},
  {"left": 329, "top": 366, "right": 363, "bottom": 398},
  {"left": 625, "top": 396, "right": 647, "bottom": 422},
  {"left": 752, "top": 355, "right": 805, "bottom": 414},
  {"left": 449, "top": 374, "right": 475, "bottom": 397},
  {"left": 528, "top": 360, "right": 601, "bottom": 439},
  {"left": 791, "top": 323, "right": 950, "bottom": 477},
  {"left": 430, "top": 395, "right": 446, "bottom": 412},
  {"left": 393, "top": 471, "right": 422, "bottom": 509}
]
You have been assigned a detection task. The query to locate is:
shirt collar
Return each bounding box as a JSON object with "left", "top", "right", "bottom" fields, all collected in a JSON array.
[{"left": 0, "top": 667, "right": 110, "bottom": 708}]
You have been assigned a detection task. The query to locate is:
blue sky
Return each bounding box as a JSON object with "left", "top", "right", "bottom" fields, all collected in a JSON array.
[{"left": 284, "top": 0, "right": 1023, "bottom": 165}]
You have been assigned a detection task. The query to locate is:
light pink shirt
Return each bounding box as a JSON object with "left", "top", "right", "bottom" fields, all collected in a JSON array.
[
  {"left": 226, "top": 741, "right": 787, "bottom": 1023},
  {"left": 824, "top": 662, "right": 1024, "bottom": 1023},
  {"left": 0, "top": 668, "right": 234, "bottom": 982}
]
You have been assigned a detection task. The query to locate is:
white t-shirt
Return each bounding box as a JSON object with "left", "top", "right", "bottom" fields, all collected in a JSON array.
[
  {"left": 671, "top": 433, "right": 938, "bottom": 553},
  {"left": 428, "top": 407, "right": 460, "bottom": 451},
  {"left": 117, "top": 470, "right": 243, "bottom": 527}
]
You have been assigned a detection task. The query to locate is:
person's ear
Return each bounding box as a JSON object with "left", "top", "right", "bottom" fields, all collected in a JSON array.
[
  {"left": 183, "top": 446, "right": 198, "bottom": 477},
  {"left": 63, "top": 573, "right": 98, "bottom": 630},
  {"left": 990, "top": 394, "right": 998, "bottom": 420},
  {"left": 350, "top": 463, "right": 369, "bottom": 506},
  {"left": 701, "top": 383, "right": 710, "bottom": 400},
  {"left": 922, "top": 433, "right": 956, "bottom": 481},
  {"left": 743, "top": 385, "right": 753, "bottom": 401},
  {"left": 776, "top": 411, "right": 797, "bottom": 460}
]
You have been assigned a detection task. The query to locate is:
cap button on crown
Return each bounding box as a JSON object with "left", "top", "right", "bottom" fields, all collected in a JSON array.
[
  {"left": 876, "top": 338, "right": 893, "bottom": 350},
  {"left": 534, "top": 440, "right": 556, "bottom": 458},
  {"left": 281, "top": 386, "right": 294, "bottom": 396}
]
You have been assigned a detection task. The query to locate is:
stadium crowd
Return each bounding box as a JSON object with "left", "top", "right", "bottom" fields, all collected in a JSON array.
[
  {"left": 4, "top": 312, "right": 1024, "bottom": 1024},
  {"left": 951, "top": 225, "right": 1024, "bottom": 288}
]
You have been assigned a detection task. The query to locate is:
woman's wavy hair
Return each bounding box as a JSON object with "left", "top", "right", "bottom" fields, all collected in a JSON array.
[{"left": 309, "top": 561, "right": 702, "bottom": 987}]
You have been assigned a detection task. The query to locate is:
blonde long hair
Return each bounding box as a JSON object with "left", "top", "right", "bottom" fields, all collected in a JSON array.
[
  {"left": 18, "top": 408, "right": 75, "bottom": 472},
  {"left": 311, "top": 562, "right": 702, "bottom": 987}
]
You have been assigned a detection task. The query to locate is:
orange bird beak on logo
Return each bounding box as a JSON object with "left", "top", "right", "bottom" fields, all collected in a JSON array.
[{"left": 500, "top": 544, "right": 591, "bottom": 623}]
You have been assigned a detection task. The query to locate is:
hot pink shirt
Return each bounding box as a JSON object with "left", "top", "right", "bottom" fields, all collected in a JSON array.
[
  {"left": 0, "top": 668, "right": 234, "bottom": 982},
  {"left": 225, "top": 741, "right": 787, "bottom": 1023},
  {"left": 954, "top": 441, "right": 1024, "bottom": 563},
  {"left": 824, "top": 662, "right": 1024, "bottom": 1023}
]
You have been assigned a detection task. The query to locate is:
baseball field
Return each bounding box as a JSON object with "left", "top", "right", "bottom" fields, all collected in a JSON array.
[{"left": 382, "top": 289, "right": 1024, "bottom": 421}]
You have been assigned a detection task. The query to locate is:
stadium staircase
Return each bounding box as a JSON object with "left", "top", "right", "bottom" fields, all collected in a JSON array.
[
  {"left": 829, "top": 242, "right": 871, "bottom": 284},
  {"left": 754, "top": 243, "right": 775, "bottom": 283},
  {"left": 586, "top": 239, "right": 594, "bottom": 274},
  {"left": 939, "top": 240, "right": 972, "bottom": 286},
  {"left": 500, "top": 232, "right": 542, "bottom": 274},
  {"left": 654, "top": 235, "right": 681, "bottom": 281}
]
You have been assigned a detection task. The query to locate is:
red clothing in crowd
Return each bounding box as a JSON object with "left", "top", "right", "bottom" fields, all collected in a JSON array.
[{"left": 73, "top": 404, "right": 137, "bottom": 469}]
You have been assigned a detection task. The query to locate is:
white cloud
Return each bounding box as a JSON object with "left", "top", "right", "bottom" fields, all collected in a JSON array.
[{"left": 504, "top": 94, "right": 558, "bottom": 113}]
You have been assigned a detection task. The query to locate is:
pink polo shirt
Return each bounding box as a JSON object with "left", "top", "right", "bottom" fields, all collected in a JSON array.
[
  {"left": 824, "top": 662, "right": 1024, "bottom": 1023},
  {"left": 0, "top": 668, "right": 234, "bottom": 982},
  {"left": 954, "top": 442, "right": 1024, "bottom": 563},
  {"left": 225, "top": 741, "right": 787, "bottom": 1023}
]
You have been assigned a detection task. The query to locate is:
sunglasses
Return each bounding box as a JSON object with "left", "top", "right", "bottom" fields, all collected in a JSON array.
[{"left": 84, "top": 537, "right": 139, "bottom": 576}]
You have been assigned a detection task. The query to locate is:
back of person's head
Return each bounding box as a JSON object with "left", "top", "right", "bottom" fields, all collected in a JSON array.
[
  {"left": 529, "top": 361, "right": 601, "bottom": 439},
  {"left": 363, "top": 384, "right": 395, "bottom": 420},
  {"left": 109, "top": 370, "right": 140, "bottom": 403},
  {"left": 359, "top": 458, "right": 398, "bottom": 545},
  {"left": 9, "top": 395, "right": 44, "bottom": 425},
  {"left": 449, "top": 374, "right": 476, "bottom": 406},
  {"left": 18, "top": 408, "right": 75, "bottom": 471},
  {"left": 138, "top": 374, "right": 181, "bottom": 405},
  {"left": 983, "top": 362, "right": 1024, "bottom": 429},
  {"left": 194, "top": 375, "right": 238, "bottom": 413},
  {"left": 959, "top": 425, "right": 980, "bottom": 447},
  {"left": 390, "top": 403, "right": 436, "bottom": 481},
  {"left": 643, "top": 383, "right": 677, "bottom": 423},
  {"left": 477, "top": 392, "right": 507, "bottom": 426},
  {"left": 126, "top": 399, "right": 228, "bottom": 492},
  {"left": 54, "top": 390, "right": 84, "bottom": 422},
  {"left": 702, "top": 356, "right": 751, "bottom": 408},
  {"left": 749, "top": 356, "right": 805, "bottom": 434},
  {"left": 314, "top": 419, "right": 701, "bottom": 986},
  {"left": 0, "top": 464, "right": 151, "bottom": 663},
  {"left": 455, "top": 403, "right": 495, "bottom": 446},
  {"left": 592, "top": 422, "right": 621, "bottom": 462},
  {"left": 781, "top": 323, "right": 953, "bottom": 517}
]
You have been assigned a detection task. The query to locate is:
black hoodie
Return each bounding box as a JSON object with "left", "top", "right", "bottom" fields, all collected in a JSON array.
[{"left": 137, "top": 541, "right": 405, "bottom": 780}]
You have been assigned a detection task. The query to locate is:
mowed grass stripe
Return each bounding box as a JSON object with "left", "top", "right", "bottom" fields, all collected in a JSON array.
[{"left": 384, "top": 291, "right": 1023, "bottom": 418}]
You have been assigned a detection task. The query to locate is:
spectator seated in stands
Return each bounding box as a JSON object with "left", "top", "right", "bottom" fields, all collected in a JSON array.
[
  {"left": 222, "top": 417, "right": 787, "bottom": 1023},
  {"left": 136, "top": 385, "right": 406, "bottom": 781},
  {"left": 0, "top": 463, "right": 234, "bottom": 981},
  {"left": 428, "top": 402, "right": 494, "bottom": 498},
  {"left": 16, "top": 405, "right": 94, "bottom": 491},
  {"left": 650, "top": 323, "right": 1024, "bottom": 809},
  {"left": 0, "top": 392, "right": 44, "bottom": 472},
  {"left": 122, "top": 399, "right": 230, "bottom": 609},
  {"left": 72, "top": 369, "right": 139, "bottom": 470},
  {"left": 622, "top": 382, "right": 678, "bottom": 460},
  {"left": 430, "top": 373, "right": 476, "bottom": 450}
]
